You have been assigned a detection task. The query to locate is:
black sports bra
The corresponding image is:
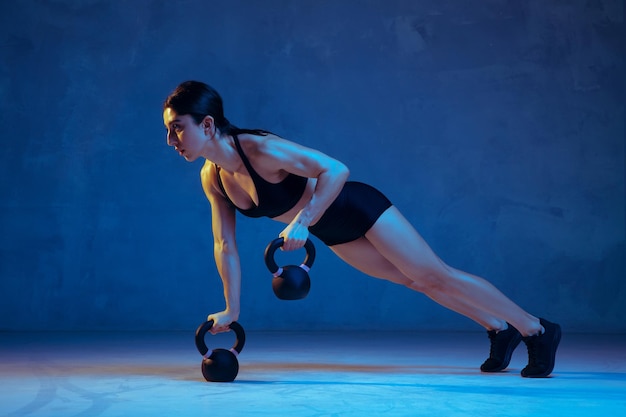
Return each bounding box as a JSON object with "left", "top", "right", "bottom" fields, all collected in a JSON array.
[{"left": 215, "top": 135, "right": 308, "bottom": 218}]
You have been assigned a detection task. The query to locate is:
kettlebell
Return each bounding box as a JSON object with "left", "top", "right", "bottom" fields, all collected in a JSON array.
[
  {"left": 264, "top": 237, "right": 316, "bottom": 300},
  {"left": 194, "top": 320, "right": 246, "bottom": 382}
]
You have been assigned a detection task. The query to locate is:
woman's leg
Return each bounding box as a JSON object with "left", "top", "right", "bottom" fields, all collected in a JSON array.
[
  {"left": 330, "top": 237, "right": 508, "bottom": 331},
  {"left": 335, "top": 206, "right": 543, "bottom": 337},
  {"left": 329, "top": 205, "right": 561, "bottom": 377},
  {"left": 331, "top": 207, "right": 543, "bottom": 336}
]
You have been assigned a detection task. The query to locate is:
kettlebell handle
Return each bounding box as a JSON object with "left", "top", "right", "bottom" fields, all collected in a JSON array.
[
  {"left": 264, "top": 237, "right": 316, "bottom": 275},
  {"left": 195, "top": 320, "right": 246, "bottom": 356}
]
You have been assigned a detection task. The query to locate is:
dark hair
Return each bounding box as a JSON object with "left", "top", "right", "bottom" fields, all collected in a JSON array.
[{"left": 163, "top": 81, "right": 268, "bottom": 136}]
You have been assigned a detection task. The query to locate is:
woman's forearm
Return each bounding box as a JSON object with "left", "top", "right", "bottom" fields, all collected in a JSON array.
[
  {"left": 214, "top": 243, "right": 241, "bottom": 317},
  {"left": 294, "top": 160, "right": 350, "bottom": 227}
]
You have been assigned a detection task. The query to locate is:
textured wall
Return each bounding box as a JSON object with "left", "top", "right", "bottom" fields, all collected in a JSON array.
[{"left": 0, "top": 0, "right": 624, "bottom": 332}]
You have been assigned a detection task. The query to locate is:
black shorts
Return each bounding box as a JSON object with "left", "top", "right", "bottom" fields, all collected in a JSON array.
[{"left": 308, "top": 181, "right": 392, "bottom": 246}]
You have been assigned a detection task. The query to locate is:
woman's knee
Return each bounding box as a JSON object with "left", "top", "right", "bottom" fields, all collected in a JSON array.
[{"left": 405, "top": 266, "right": 457, "bottom": 294}]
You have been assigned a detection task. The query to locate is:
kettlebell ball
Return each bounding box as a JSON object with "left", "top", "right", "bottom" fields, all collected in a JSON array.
[
  {"left": 194, "top": 320, "right": 246, "bottom": 382},
  {"left": 264, "top": 237, "right": 316, "bottom": 300}
]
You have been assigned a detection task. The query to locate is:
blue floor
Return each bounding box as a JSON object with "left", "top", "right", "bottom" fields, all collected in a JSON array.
[{"left": 1, "top": 331, "right": 624, "bottom": 416}]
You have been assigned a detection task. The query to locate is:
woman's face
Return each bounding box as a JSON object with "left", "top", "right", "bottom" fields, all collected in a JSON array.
[{"left": 163, "top": 107, "right": 208, "bottom": 162}]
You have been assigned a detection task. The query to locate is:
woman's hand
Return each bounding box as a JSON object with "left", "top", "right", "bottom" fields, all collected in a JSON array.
[
  {"left": 207, "top": 310, "right": 238, "bottom": 335},
  {"left": 279, "top": 218, "right": 310, "bottom": 251}
]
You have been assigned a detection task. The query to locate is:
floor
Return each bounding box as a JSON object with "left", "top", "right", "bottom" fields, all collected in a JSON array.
[{"left": 0, "top": 330, "right": 624, "bottom": 417}]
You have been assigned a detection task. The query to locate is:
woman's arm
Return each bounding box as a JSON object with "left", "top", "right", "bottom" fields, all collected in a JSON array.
[
  {"left": 257, "top": 137, "right": 350, "bottom": 250},
  {"left": 200, "top": 162, "right": 241, "bottom": 333}
]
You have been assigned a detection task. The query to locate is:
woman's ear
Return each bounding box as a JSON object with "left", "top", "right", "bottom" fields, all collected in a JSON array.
[{"left": 201, "top": 115, "right": 215, "bottom": 132}]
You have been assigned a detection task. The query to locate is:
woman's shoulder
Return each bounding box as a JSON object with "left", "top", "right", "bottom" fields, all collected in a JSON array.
[
  {"left": 200, "top": 159, "right": 216, "bottom": 177},
  {"left": 200, "top": 161, "right": 234, "bottom": 204},
  {"left": 200, "top": 160, "right": 219, "bottom": 192},
  {"left": 237, "top": 132, "right": 286, "bottom": 158}
]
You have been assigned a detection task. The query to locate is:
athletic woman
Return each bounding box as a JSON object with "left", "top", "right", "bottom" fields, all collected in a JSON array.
[{"left": 163, "top": 81, "right": 561, "bottom": 378}]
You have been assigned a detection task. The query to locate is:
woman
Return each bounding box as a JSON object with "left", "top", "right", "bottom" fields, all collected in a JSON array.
[{"left": 163, "top": 80, "right": 561, "bottom": 378}]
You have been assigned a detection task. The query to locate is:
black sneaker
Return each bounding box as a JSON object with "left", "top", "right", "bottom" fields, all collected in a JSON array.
[
  {"left": 480, "top": 324, "right": 522, "bottom": 372},
  {"left": 521, "top": 318, "right": 562, "bottom": 378}
]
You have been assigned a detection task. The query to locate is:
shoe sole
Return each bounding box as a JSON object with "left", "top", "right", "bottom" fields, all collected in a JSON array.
[
  {"left": 481, "top": 332, "right": 523, "bottom": 372},
  {"left": 522, "top": 323, "right": 562, "bottom": 378}
]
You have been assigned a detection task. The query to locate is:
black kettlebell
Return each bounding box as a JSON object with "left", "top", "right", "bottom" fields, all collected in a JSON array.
[
  {"left": 194, "top": 320, "right": 246, "bottom": 382},
  {"left": 264, "top": 237, "right": 316, "bottom": 300}
]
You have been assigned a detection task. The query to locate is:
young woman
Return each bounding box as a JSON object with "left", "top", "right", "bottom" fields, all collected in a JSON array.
[{"left": 163, "top": 81, "right": 561, "bottom": 378}]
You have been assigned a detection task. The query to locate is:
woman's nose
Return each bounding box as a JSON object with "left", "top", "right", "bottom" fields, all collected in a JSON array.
[{"left": 166, "top": 131, "right": 177, "bottom": 146}]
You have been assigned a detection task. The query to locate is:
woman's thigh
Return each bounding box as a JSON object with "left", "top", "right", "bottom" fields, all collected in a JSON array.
[
  {"left": 329, "top": 237, "right": 413, "bottom": 287},
  {"left": 364, "top": 206, "right": 450, "bottom": 279}
]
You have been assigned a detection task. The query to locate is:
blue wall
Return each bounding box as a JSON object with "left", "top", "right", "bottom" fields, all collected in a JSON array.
[{"left": 0, "top": 0, "right": 624, "bottom": 332}]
